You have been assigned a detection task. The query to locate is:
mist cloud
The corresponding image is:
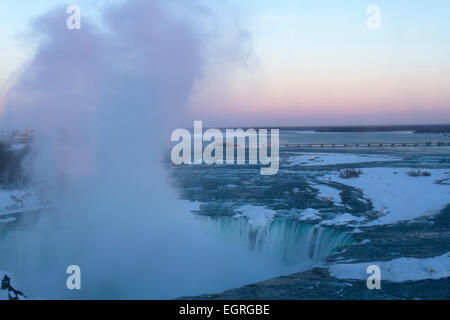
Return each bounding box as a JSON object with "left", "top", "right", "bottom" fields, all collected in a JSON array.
[{"left": 0, "top": 0, "right": 286, "bottom": 299}]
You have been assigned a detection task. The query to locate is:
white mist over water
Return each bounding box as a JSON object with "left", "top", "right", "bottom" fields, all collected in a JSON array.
[
  {"left": 0, "top": 1, "right": 352, "bottom": 299},
  {"left": 0, "top": 0, "right": 294, "bottom": 299}
]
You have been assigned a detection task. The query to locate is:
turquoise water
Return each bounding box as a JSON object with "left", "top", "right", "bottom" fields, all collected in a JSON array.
[
  {"left": 172, "top": 129, "right": 450, "bottom": 299},
  {"left": 1, "top": 129, "right": 449, "bottom": 299}
]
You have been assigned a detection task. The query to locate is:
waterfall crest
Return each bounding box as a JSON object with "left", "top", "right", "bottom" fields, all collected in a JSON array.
[{"left": 214, "top": 216, "right": 353, "bottom": 266}]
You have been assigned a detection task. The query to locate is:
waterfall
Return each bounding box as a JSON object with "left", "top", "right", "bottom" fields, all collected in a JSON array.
[{"left": 212, "top": 216, "right": 353, "bottom": 267}]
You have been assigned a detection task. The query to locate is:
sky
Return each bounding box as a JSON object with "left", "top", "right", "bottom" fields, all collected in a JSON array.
[{"left": 1, "top": 0, "right": 449, "bottom": 127}]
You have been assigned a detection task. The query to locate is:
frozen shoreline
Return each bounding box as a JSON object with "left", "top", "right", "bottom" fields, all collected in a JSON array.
[
  {"left": 329, "top": 252, "right": 450, "bottom": 282},
  {"left": 286, "top": 153, "right": 401, "bottom": 167},
  {"left": 323, "top": 167, "right": 450, "bottom": 225},
  {"left": 0, "top": 188, "right": 47, "bottom": 218}
]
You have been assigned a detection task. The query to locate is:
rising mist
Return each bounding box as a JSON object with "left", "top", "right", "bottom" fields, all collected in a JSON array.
[{"left": 0, "top": 0, "right": 288, "bottom": 299}]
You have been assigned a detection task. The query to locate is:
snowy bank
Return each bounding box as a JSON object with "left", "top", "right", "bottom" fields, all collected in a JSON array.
[
  {"left": 311, "top": 183, "right": 343, "bottom": 205},
  {"left": 329, "top": 252, "right": 450, "bottom": 282},
  {"left": 234, "top": 205, "right": 275, "bottom": 228},
  {"left": 324, "top": 168, "right": 450, "bottom": 225},
  {"left": 0, "top": 188, "right": 46, "bottom": 217}
]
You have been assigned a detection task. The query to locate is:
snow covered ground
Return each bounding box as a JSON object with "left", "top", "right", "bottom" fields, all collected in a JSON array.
[
  {"left": 234, "top": 205, "right": 275, "bottom": 228},
  {"left": 298, "top": 208, "right": 322, "bottom": 221},
  {"left": 319, "top": 213, "right": 366, "bottom": 227},
  {"left": 311, "top": 183, "right": 343, "bottom": 205},
  {"left": 323, "top": 168, "right": 450, "bottom": 225},
  {"left": 0, "top": 188, "right": 47, "bottom": 218},
  {"left": 286, "top": 153, "right": 400, "bottom": 167},
  {"left": 329, "top": 252, "right": 450, "bottom": 282}
]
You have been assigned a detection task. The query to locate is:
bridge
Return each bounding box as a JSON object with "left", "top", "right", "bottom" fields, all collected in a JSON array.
[{"left": 281, "top": 141, "right": 450, "bottom": 148}]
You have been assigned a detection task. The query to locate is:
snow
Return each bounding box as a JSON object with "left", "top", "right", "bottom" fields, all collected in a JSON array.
[
  {"left": 286, "top": 153, "right": 400, "bottom": 167},
  {"left": 298, "top": 208, "right": 322, "bottom": 221},
  {"left": 298, "top": 209, "right": 366, "bottom": 226},
  {"left": 0, "top": 188, "right": 45, "bottom": 216},
  {"left": 311, "top": 183, "right": 342, "bottom": 204},
  {"left": 320, "top": 213, "right": 365, "bottom": 227},
  {"left": 235, "top": 205, "right": 275, "bottom": 228},
  {"left": 329, "top": 252, "right": 450, "bottom": 282},
  {"left": 324, "top": 168, "right": 450, "bottom": 225}
]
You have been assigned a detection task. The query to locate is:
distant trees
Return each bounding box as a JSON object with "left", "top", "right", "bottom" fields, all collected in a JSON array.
[{"left": 0, "top": 143, "right": 27, "bottom": 187}]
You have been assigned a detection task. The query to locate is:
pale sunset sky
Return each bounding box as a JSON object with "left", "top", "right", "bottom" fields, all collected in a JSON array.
[{"left": 1, "top": 0, "right": 449, "bottom": 126}]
